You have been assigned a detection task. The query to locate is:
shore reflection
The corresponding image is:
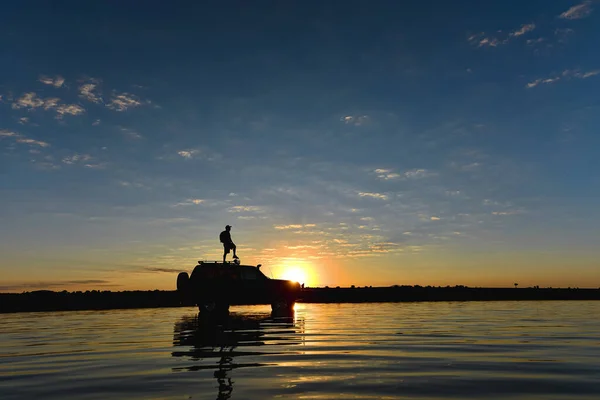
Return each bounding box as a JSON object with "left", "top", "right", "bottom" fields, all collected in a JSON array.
[{"left": 172, "top": 307, "right": 305, "bottom": 399}]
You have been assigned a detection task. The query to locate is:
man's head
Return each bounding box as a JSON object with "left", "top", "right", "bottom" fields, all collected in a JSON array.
[{"left": 225, "top": 225, "right": 231, "bottom": 231}]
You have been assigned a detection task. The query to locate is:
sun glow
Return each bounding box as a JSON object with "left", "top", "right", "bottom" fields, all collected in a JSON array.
[
  {"left": 281, "top": 267, "right": 307, "bottom": 285},
  {"left": 278, "top": 258, "right": 315, "bottom": 286}
]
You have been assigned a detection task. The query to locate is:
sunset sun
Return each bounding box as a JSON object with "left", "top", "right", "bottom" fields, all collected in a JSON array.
[
  {"left": 278, "top": 258, "right": 315, "bottom": 286},
  {"left": 281, "top": 267, "right": 307, "bottom": 285}
]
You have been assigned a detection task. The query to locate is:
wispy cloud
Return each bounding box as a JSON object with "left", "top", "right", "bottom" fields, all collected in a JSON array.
[
  {"left": 566, "top": 69, "right": 600, "bottom": 79},
  {"left": 106, "top": 92, "right": 143, "bottom": 111},
  {"left": 55, "top": 104, "right": 85, "bottom": 118},
  {"left": 0, "top": 129, "right": 50, "bottom": 147},
  {"left": 177, "top": 149, "right": 200, "bottom": 159},
  {"left": 77, "top": 79, "right": 151, "bottom": 111},
  {"left": 83, "top": 163, "right": 106, "bottom": 169},
  {"left": 374, "top": 168, "right": 401, "bottom": 180},
  {"left": 174, "top": 148, "right": 221, "bottom": 161},
  {"left": 340, "top": 115, "right": 370, "bottom": 126},
  {"left": 358, "top": 192, "right": 388, "bottom": 200},
  {"left": 79, "top": 80, "right": 103, "bottom": 104},
  {"left": 172, "top": 198, "right": 205, "bottom": 207},
  {"left": 11, "top": 92, "right": 85, "bottom": 119},
  {"left": 555, "top": 28, "right": 575, "bottom": 43},
  {"left": 0, "top": 129, "right": 19, "bottom": 138},
  {"left": 59, "top": 153, "right": 104, "bottom": 169},
  {"left": 526, "top": 77, "right": 560, "bottom": 88},
  {"left": 16, "top": 138, "right": 50, "bottom": 147},
  {"left": 445, "top": 190, "right": 463, "bottom": 197},
  {"left": 12, "top": 92, "right": 45, "bottom": 110},
  {"left": 274, "top": 223, "right": 316, "bottom": 230},
  {"left": 526, "top": 38, "right": 545, "bottom": 46},
  {"left": 228, "top": 205, "right": 264, "bottom": 213},
  {"left": 143, "top": 267, "right": 185, "bottom": 273},
  {"left": 492, "top": 210, "right": 523, "bottom": 216},
  {"left": 526, "top": 68, "right": 600, "bottom": 88},
  {"left": 119, "top": 127, "right": 143, "bottom": 139},
  {"left": 62, "top": 153, "right": 92, "bottom": 165},
  {"left": 469, "top": 23, "right": 535, "bottom": 48},
  {"left": 404, "top": 168, "right": 436, "bottom": 179},
  {"left": 39, "top": 75, "right": 65, "bottom": 88},
  {"left": 118, "top": 180, "right": 146, "bottom": 188},
  {"left": 470, "top": 35, "right": 501, "bottom": 48},
  {"left": 509, "top": 23, "right": 536, "bottom": 38},
  {"left": 42, "top": 97, "right": 61, "bottom": 110},
  {"left": 559, "top": 1, "right": 593, "bottom": 19},
  {"left": 373, "top": 168, "right": 435, "bottom": 180}
]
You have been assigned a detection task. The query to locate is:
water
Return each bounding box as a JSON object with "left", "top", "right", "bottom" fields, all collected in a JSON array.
[{"left": 1, "top": 302, "right": 600, "bottom": 399}]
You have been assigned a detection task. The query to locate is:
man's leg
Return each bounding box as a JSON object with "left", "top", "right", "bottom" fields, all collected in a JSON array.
[
  {"left": 223, "top": 245, "right": 228, "bottom": 263},
  {"left": 232, "top": 244, "right": 238, "bottom": 259}
]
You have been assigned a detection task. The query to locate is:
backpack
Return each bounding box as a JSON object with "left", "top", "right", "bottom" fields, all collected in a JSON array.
[{"left": 219, "top": 231, "right": 227, "bottom": 243}]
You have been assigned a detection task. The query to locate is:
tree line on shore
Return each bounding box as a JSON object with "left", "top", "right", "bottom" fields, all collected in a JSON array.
[{"left": 2, "top": 285, "right": 599, "bottom": 314}]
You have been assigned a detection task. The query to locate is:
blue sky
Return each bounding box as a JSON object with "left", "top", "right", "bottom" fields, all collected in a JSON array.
[{"left": 1, "top": 1, "right": 599, "bottom": 292}]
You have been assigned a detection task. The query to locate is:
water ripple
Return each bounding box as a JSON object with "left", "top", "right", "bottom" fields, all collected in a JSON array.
[{"left": 1, "top": 302, "right": 600, "bottom": 399}]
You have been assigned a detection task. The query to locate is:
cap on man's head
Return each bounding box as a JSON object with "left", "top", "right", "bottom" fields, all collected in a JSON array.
[{"left": 226, "top": 225, "right": 232, "bottom": 229}]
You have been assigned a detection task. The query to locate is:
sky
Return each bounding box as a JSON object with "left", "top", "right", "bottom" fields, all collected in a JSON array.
[{"left": 1, "top": 1, "right": 599, "bottom": 292}]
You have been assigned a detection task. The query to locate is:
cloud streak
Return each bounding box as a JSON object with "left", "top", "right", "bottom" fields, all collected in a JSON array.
[
  {"left": 62, "top": 153, "right": 92, "bottom": 165},
  {"left": 39, "top": 75, "right": 65, "bottom": 88},
  {"left": 10, "top": 92, "right": 85, "bottom": 119},
  {"left": 55, "top": 104, "right": 85, "bottom": 118},
  {"left": 510, "top": 23, "right": 536, "bottom": 38},
  {"left": 341, "top": 115, "right": 370, "bottom": 126},
  {"left": 177, "top": 149, "right": 199, "bottom": 159},
  {"left": 469, "top": 23, "right": 535, "bottom": 48},
  {"left": 374, "top": 169, "right": 401, "bottom": 180},
  {"left": 143, "top": 267, "right": 184, "bottom": 273},
  {"left": 172, "top": 199, "right": 205, "bottom": 206},
  {"left": 526, "top": 68, "right": 600, "bottom": 88},
  {"left": 120, "top": 127, "right": 143, "bottom": 139},
  {"left": 404, "top": 168, "right": 436, "bottom": 179},
  {"left": 0, "top": 129, "right": 50, "bottom": 147},
  {"left": 107, "top": 92, "right": 143, "bottom": 111},
  {"left": 275, "top": 223, "right": 316, "bottom": 230},
  {"left": 358, "top": 192, "right": 388, "bottom": 200},
  {"left": 228, "top": 205, "right": 264, "bottom": 213},
  {"left": 559, "top": 1, "right": 593, "bottom": 20},
  {"left": 77, "top": 79, "right": 150, "bottom": 113},
  {"left": 374, "top": 168, "right": 435, "bottom": 180},
  {"left": 174, "top": 148, "right": 221, "bottom": 161}
]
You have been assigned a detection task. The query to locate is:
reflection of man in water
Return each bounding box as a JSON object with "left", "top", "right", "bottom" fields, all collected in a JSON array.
[{"left": 220, "top": 225, "right": 238, "bottom": 263}]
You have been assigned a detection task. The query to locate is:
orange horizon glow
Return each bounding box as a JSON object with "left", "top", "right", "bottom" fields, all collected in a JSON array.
[
  {"left": 3, "top": 249, "right": 600, "bottom": 293},
  {"left": 275, "top": 257, "right": 316, "bottom": 287}
]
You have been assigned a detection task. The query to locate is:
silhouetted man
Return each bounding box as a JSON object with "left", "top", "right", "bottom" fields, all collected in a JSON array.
[{"left": 219, "top": 225, "right": 238, "bottom": 263}]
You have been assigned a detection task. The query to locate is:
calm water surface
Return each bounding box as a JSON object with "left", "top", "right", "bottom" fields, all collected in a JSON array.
[{"left": 1, "top": 302, "right": 600, "bottom": 399}]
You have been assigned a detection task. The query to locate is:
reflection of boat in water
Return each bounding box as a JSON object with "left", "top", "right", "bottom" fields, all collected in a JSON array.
[{"left": 172, "top": 309, "right": 304, "bottom": 399}]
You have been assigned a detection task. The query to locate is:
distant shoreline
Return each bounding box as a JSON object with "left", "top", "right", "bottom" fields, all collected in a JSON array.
[{"left": 2, "top": 286, "right": 600, "bottom": 314}]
